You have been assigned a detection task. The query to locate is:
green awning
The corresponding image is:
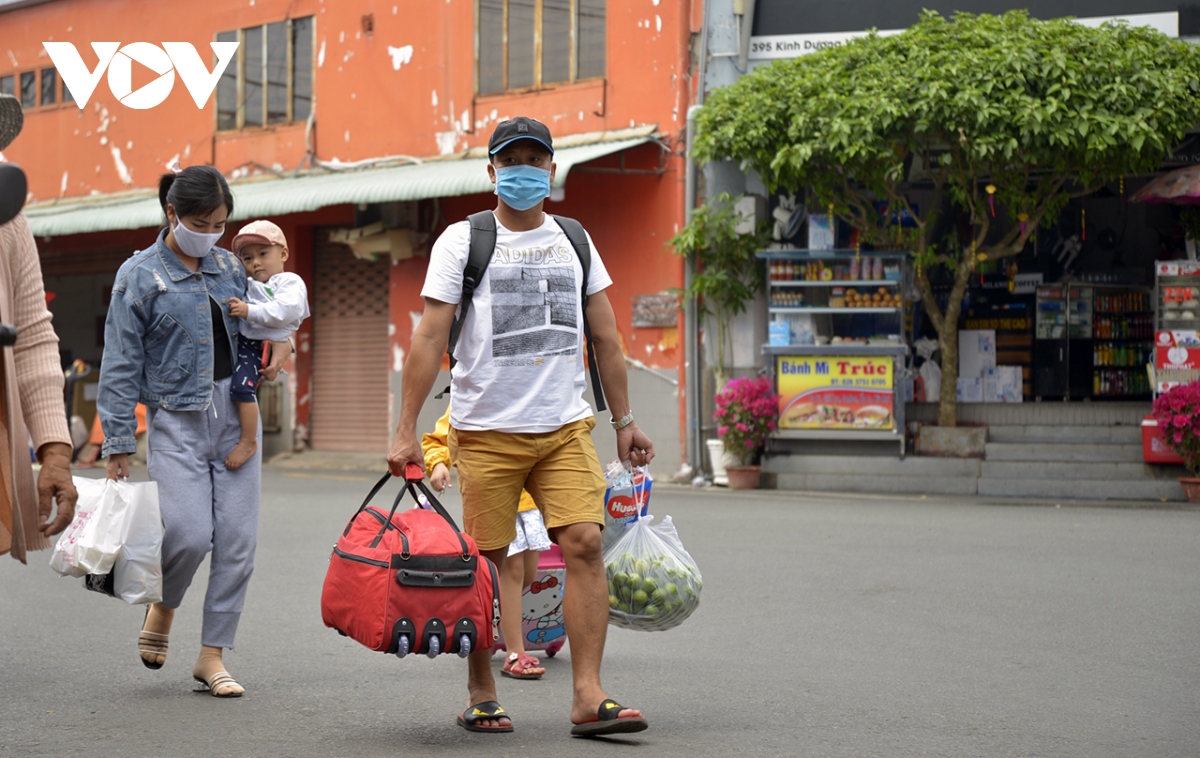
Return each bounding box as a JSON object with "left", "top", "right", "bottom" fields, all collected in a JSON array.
[{"left": 25, "top": 130, "right": 656, "bottom": 237}]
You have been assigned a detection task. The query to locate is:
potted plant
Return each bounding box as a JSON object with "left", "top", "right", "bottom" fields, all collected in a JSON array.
[
  {"left": 1152, "top": 382, "right": 1200, "bottom": 502},
  {"left": 713, "top": 376, "right": 780, "bottom": 489}
]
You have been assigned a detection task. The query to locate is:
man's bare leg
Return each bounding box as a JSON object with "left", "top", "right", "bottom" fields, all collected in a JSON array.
[
  {"left": 554, "top": 522, "right": 644, "bottom": 725},
  {"left": 225, "top": 401, "right": 258, "bottom": 470},
  {"left": 466, "top": 546, "right": 513, "bottom": 728}
]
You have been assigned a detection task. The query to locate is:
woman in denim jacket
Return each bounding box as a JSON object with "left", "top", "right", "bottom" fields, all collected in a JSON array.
[{"left": 98, "top": 165, "right": 287, "bottom": 698}]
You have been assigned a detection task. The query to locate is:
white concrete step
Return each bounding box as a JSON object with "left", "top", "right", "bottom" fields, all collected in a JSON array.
[
  {"left": 773, "top": 473, "right": 978, "bottom": 496},
  {"left": 978, "top": 476, "right": 1185, "bottom": 502},
  {"left": 765, "top": 454, "right": 980, "bottom": 478},
  {"left": 980, "top": 460, "right": 1186, "bottom": 481},
  {"left": 986, "top": 424, "right": 1142, "bottom": 445},
  {"left": 984, "top": 442, "right": 1144, "bottom": 463}
]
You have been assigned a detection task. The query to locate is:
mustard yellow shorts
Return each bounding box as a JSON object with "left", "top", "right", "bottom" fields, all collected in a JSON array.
[{"left": 449, "top": 417, "right": 607, "bottom": 552}]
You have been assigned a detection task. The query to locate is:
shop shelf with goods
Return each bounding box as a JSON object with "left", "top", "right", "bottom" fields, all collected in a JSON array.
[
  {"left": 1152, "top": 261, "right": 1200, "bottom": 393},
  {"left": 758, "top": 249, "right": 911, "bottom": 456},
  {"left": 1033, "top": 283, "right": 1152, "bottom": 400}
]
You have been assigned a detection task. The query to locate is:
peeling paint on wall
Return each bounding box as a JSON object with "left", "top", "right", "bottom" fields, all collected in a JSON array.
[
  {"left": 392, "top": 344, "right": 405, "bottom": 372},
  {"left": 656, "top": 15, "right": 662, "bottom": 32},
  {"left": 435, "top": 131, "right": 457, "bottom": 155},
  {"left": 60, "top": 171, "right": 67, "bottom": 196},
  {"left": 110, "top": 146, "right": 132, "bottom": 184},
  {"left": 432, "top": 90, "right": 438, "bottom": 106},
  {"left": 318, "top": 40, "right": 326, "bottom": 67},
  {"left": 388, "top": 45, "right": 414, "bottom": 71}
]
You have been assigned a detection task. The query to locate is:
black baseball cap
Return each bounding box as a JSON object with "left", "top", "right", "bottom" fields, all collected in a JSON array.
[{"left": 488, "top": 116, "right": 554, "bottom": 155}]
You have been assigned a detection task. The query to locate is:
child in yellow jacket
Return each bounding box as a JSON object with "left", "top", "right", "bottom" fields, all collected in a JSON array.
[{"left": 423, "top": 404, "right": 549, "bottom": 680}]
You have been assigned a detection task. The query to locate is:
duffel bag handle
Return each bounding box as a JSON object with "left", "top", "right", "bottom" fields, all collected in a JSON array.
[
  {"left": 403, "top": 463, "right": 464, "bottom": 535},
  {"left": 344, "top": 468, "right": 467, "bottom": 548},
  {"left": 343, "top": 472, "right": 400, "bottom": 537}
]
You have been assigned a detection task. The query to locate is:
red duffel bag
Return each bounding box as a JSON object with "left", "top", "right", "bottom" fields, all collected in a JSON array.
[{"left": 321, "top": 464, "right": 500, "bottom": 658}]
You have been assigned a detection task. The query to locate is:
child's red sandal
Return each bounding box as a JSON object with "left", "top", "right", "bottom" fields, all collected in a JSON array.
[{"left": 500, "top": 652, "right": 544, "bottom": 680}]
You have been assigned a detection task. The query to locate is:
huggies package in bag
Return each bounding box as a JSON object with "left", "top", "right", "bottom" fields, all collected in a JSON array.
[{"left": 601, "top": 462, "right": 651, "bottom": 553}]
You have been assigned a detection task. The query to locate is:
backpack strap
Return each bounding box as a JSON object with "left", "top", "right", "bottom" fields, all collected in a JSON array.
[
  {"left": 552, "top": 215, "right": 607, "bottom": 412},
  {"left": 446, "top": 210, "right": 498, "bottom": 367}
]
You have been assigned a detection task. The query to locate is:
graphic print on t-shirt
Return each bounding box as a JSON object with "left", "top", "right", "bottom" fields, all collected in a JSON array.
[{"left": 489, "top": 244, "right": 578, "bottom": 366}]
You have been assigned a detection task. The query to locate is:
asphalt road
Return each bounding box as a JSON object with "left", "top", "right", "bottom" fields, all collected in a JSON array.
[{"left": 2, "top": 468, "right": 1199, "bottom": 758}]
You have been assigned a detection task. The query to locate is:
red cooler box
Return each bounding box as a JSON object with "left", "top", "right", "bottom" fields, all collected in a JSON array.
[{"left": 1142, "top": 415, "right": 1185, "bottom": 464}]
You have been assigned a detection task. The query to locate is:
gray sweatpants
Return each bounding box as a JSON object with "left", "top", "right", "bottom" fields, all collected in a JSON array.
[{"left": 147, "top": 377, "right": 262, "bottom": 649}]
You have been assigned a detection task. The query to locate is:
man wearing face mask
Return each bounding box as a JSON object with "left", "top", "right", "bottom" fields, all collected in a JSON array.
[
  {"left": 98, "top": 164, "right": 290, "bottom": 698},
  {"left": 387, "top": 117, "right": 654, "bottom": 737}
]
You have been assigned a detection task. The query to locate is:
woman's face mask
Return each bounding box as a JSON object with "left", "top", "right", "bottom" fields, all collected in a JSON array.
[
  {"left": 170, "top": 210, "right": 224, "bottom": 258},
  {"left": 494, "top": 164, "right": 552, "bottom": 211}
]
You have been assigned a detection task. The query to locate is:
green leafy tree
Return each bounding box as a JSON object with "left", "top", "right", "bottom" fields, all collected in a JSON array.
[
  {"left": 670, "top": 193, "right": 772, "bottom": 387},
  {"left": 694, "top": 10, "right": 1200, "bottom": 427}
]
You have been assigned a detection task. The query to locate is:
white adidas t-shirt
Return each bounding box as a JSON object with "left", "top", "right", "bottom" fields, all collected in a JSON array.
[{"left": 421, "top": 213, "right": 612, "bottom": 433}]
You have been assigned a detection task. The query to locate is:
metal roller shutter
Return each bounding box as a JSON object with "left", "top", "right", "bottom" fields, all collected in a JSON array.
[{"left": 310, "top": 232, "right": 391, "bottom": 452}]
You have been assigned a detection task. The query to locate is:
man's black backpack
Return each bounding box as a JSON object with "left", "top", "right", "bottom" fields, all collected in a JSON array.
[{"left": 442, "top": 210, "right": 606, "bottom": 411}]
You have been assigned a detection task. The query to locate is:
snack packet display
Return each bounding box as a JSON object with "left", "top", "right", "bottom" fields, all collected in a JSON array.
[
  {"left": 602, "top": 461, "right": 651, "bottom": 553},
  {"left": 602, "top": 514, "right": 702, "bottom": 632}
]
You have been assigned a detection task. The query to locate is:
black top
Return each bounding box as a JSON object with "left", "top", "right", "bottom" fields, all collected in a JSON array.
[{"left": 210, "top": 297, "right": 233, "bottom": 381}]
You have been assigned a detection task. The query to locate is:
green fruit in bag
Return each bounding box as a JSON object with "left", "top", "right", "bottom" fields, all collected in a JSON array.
[
  {"left": 642, "top": 577, "right": 659, "bottom": 594},
  {"left": 632, "top": 589, "right": 649, "bottom": 607},
  {"left": 612, "top": 571, "right": 629, "bottom": 588},
  {"left": 609, "top": 595, "right": 620, "bottom": 609},
  {"left": 644, "top": 604, "right": 661, "bottom": 616},
  {"left": 651, "top": 588, "right": 668, "bottom": 605},
  {"left": 618, "top": 602, "right": 630, "bottom": 613},
  {"left": 665, "top": 582, "right": 679, "bottom": 596},
  {"left": 626, "top": 573, "right": 642, "bottom": 588}
]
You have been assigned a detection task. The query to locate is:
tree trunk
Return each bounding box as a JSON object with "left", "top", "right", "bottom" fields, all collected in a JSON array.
[{"left": 934, "top": 260, "right": 974, "bottom": 428}]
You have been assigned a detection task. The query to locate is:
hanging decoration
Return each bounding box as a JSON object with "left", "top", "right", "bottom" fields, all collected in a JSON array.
[
  {"left": 1120, "top": 176, "right": 1126, "bottom": 203},
  {"left": 1018, "top": 212, "right": 1029, "bottom": 237},
  {"left": 1081, "top": 200, "right": 1087, "bottom": 241},
  {"left": 986, "top": 184, "right": 997, "bottom": 217}
]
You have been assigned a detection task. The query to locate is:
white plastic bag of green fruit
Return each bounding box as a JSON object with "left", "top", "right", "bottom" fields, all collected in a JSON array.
[{"left": 603, "top": 514, "right": 702, "bottom": 632}]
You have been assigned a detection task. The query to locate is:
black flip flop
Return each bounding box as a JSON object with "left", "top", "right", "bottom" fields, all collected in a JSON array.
[
  {"left": 570, "top": 698, "right": 649, "bottom": 737},
  {"left": 457, "top": 701, "right": 514, "bottom": 733}
]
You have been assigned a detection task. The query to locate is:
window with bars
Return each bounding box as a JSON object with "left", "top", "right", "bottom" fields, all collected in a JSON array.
[
  {"left": 1, "top": 68, "right": 71, "bottom": 109},
  {"left": 478, "top": 0, "right": 605, "bottom": 96},
  {"left": 216, "top": 16, "right": 314, "bottom": 131}
]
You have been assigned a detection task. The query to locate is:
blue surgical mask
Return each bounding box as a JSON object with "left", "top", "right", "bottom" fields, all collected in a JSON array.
[{"left": 494, "top": 165, "right": 551, "bottom": 211}]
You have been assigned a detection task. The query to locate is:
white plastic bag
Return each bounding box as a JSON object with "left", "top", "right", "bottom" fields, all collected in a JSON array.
[
  {"left": 51, "top": 479, "right": 163, "bottom": 604},
  {"left": 602, "top": 514, "right": 702, "bottom": 632},
  {"left": 108, "top": 480, "right": 163, "bottom": 604},
  {"left": 50, "top": 477, "right": 121, "bottom": 577}
]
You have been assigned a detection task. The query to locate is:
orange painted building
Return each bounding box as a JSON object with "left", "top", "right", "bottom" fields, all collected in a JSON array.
[{"left": 0, "top": 0, "right": 698, "bottom": 471}]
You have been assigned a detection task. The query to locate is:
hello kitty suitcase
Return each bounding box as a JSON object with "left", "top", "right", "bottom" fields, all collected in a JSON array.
[{"left": 496, "top": 545, "right": 567, "bottom": 657}]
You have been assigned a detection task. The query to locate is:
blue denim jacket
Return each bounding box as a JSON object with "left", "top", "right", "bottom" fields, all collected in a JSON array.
[{"left": 97, "top": 228, "right": 246, "bottom": 456}]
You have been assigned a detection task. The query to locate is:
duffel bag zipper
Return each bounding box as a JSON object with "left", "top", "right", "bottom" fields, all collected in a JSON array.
[
  {"left": 486, "top": 558, "right": 501, "bottom": 641},
  {"left": 332, "top": 545, "right": 390, "bottom": 568}
]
